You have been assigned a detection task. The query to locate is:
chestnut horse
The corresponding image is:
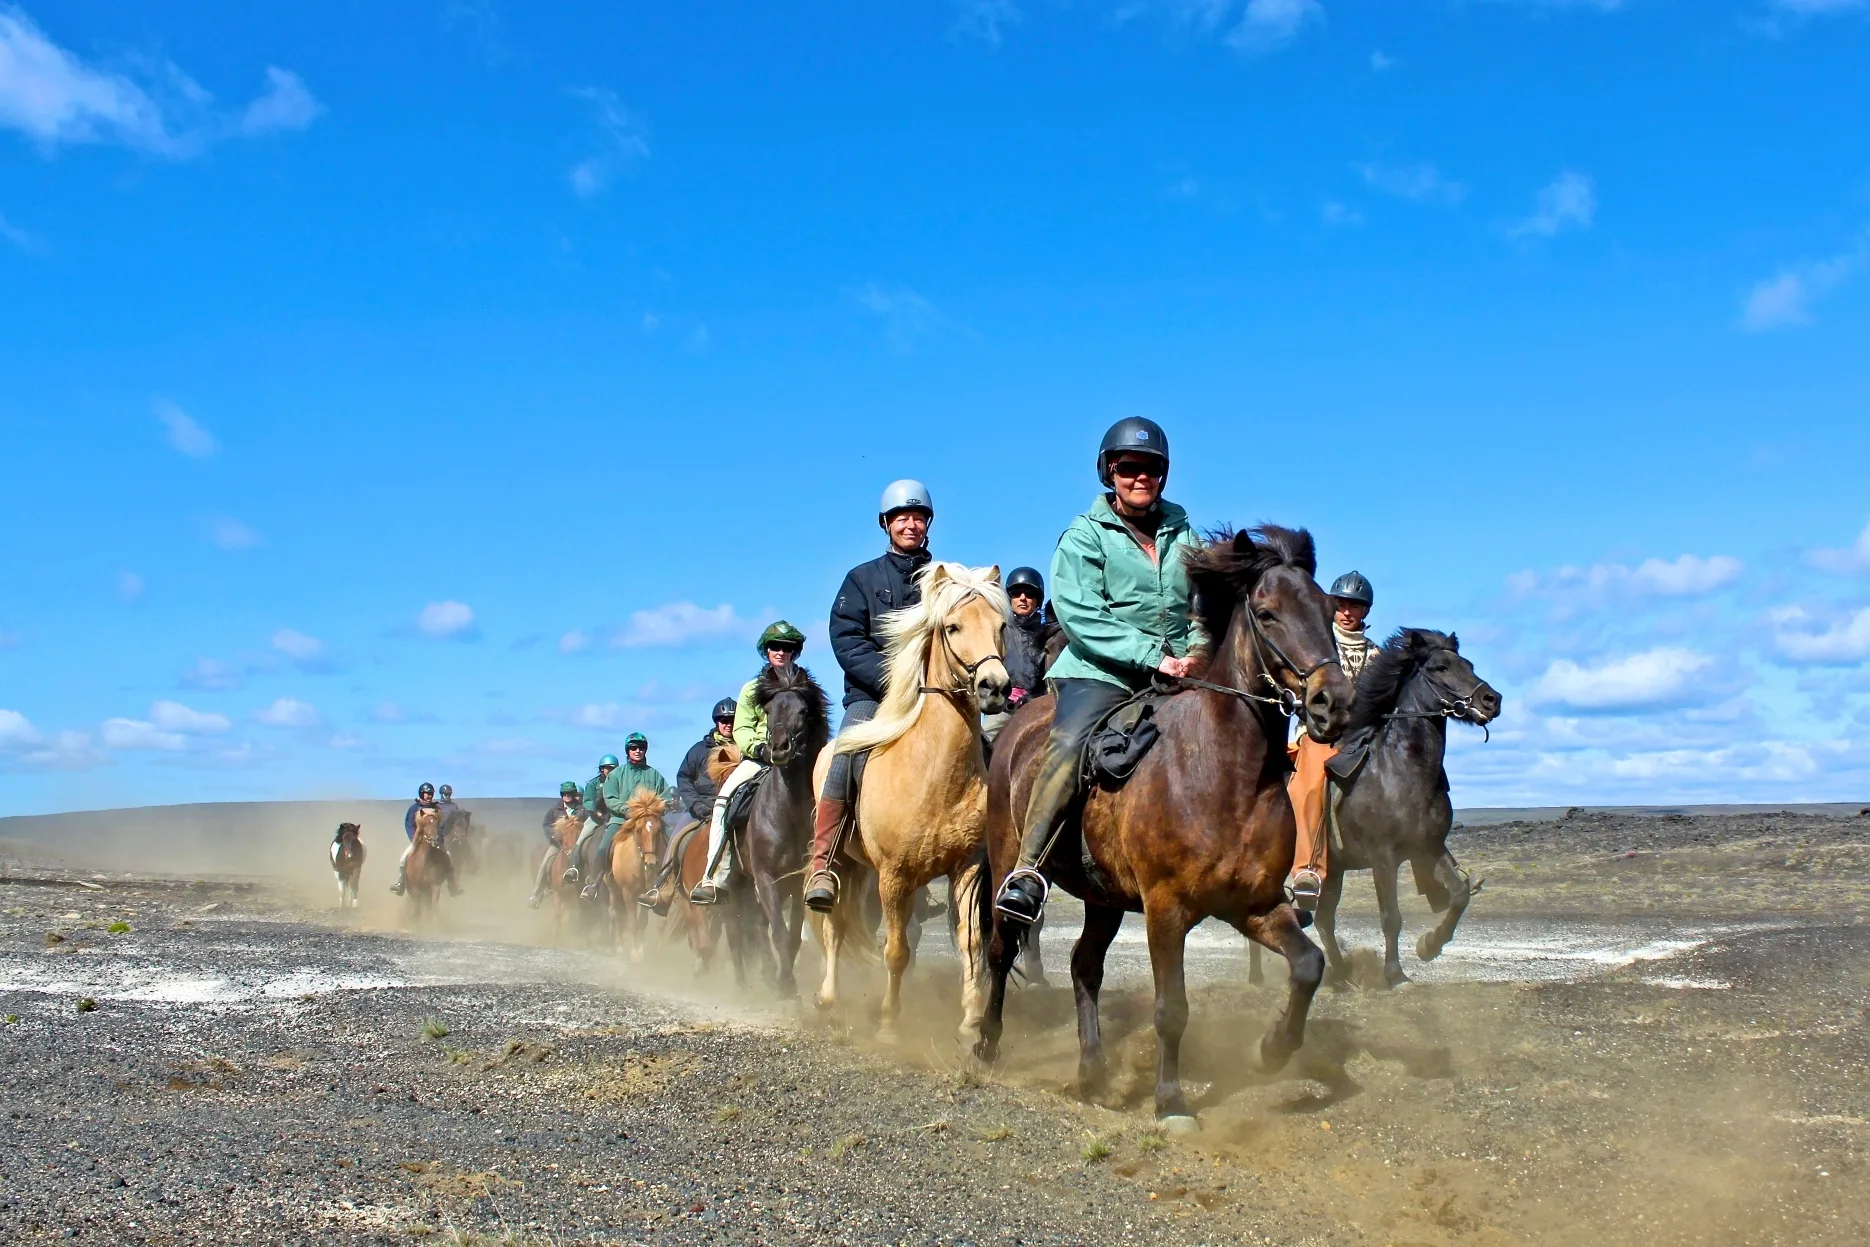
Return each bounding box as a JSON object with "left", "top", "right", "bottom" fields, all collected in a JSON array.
[
  {"left": 811, "top": 562, "right": 1010, "bottom": 1043},
  {"left": 330, "top": 822, "right": 365, "bottom": 909},
  {"left": 976, "top": 526, "right": 1352, "bottom": 1129},
  {"left": 404, "top": 806, "right": 448, "bottom": 922},
  {"left": 539, "top": 813, "right": 583, "bottom": 942},
  {"left": 606, "top": 789, "right": 666, "bottom": 962}
]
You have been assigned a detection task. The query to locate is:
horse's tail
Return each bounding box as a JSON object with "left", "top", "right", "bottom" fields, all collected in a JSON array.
[
  {"left": 808, "top": 898, "right": 881, "bottom": 964},
  {"left": 953, "top": 847, "right": 995, "bottom": 979}
]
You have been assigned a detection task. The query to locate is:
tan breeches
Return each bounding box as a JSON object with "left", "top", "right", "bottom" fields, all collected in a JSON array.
[{"left": 1287, "top": 733, "right": 1335, "bottom": 877}]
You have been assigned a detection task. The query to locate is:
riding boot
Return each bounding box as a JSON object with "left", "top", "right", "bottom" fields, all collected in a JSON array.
[
  {"left": 803, "top": 796, "right": 848, "bottom": 913},
  {"left": 390, "top": 860, "right": 408, "bottom": 896},
  {"left": 995, "top": 678, "right": 1127, "bottom": 925},
  {"left": 1286, "top": 733, "right": 1333, "bottom": 912}
]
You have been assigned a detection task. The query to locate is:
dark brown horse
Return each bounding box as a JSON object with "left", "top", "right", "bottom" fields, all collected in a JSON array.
[
  {"left": 330, "top": 822, "right": 365, "bottom": 909},
  {"left": 404, "top": 806, "right": 448, "bottom": 922},
  {"left": 976, "top": 525, "right": 1353, "bottom": 1129}
]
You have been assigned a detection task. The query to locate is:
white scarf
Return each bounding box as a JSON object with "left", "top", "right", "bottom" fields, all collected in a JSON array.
[{"left": 1333, "top": 623, "right": 1378, "bottom": 681}]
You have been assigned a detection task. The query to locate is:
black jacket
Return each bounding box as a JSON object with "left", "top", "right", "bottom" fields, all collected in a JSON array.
[
  {"left": 542, "top": 797, "right": 584, "bottom": 839},
  {"left": 675, "top": 730, "right": 733, "bottom": 820},
  {"left": 1004, "top": 609, "right": 1059, "bottom": 696},
  {"left": 829, "top": 546, "right": 931, "bottom": 707}
]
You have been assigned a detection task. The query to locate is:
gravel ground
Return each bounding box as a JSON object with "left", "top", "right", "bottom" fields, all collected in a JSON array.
[{"left": 3, "top": 808, "right": 1868, "bottom": 1245}]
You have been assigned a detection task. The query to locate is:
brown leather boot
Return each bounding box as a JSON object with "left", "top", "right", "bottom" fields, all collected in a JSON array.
[{"left": 803, "top": 797, "right": 847, "bottom": 913}]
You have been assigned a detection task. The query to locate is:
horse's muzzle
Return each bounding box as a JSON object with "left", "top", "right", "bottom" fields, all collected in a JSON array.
[
  {"left": 974, "top": 665, "right": 1011, "bottom": 717},
  {"left": 1302, "top": 666, "right": 1354, "bottom": 743},
  {"left": 1467, "top": 684, "right": 1503, "bottom": 725}
]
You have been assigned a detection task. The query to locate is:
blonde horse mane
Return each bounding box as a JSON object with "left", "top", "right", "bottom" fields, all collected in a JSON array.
[
  {"left": 832, "top": 561, "right": 1009, "bottom": 758},
  {"left": 624, "top": 787, "right": 665, "bottom": 825},
  {"left": 706, "top": 742, "right": 743, "bottom": 787}
]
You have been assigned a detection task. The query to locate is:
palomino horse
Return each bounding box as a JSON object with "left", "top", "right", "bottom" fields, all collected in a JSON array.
[
  {"left": 330, "top": 822, "right": 364, "bottom": 909},
  {"left": 811, "top": 562, "right": 1011, "bottom": 1043},
  {"left": 977, "top": 526, "right": 1352, "bottom": 1128},
  {"left": 725, "top": 663, "right": 830, "bottom": 996},
  {"left": 540, "top": 813, "right": 583, "bottom": 942},
  {"left": 606, "top": 789, "right": 665, "bottom": 962},
  {"left": 1250, "top": 628, "right": 1500, "bottom": 989},
  {"left": 404, "top": 806, "right": 449, "bottom": 921}
]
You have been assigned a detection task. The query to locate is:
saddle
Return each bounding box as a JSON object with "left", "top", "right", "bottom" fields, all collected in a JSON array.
[
  {"left": 1081, "top": 687, "right": 1175, "bottom": 788},
  {"left": 1323, "top": 723, "right": 1381, "bottom": 786},
  {"left": 721, "top": 766, "right": 772, "bottom": 837}
]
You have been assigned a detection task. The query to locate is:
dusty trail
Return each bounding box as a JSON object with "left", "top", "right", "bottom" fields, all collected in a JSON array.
[{"left": 2, "top": 807, "right": 1867, "bottom": 1244}]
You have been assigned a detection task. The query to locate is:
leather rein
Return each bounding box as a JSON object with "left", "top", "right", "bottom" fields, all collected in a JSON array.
[
  {"left": 1172, "top": 596, "right": 1340, "bottom": 717},
  {"left": 1382, "top": 667, "right": 1494, "bottom": 742},
  {"left": 918, "top": 590, "right": 1012, "bottom": 700}
]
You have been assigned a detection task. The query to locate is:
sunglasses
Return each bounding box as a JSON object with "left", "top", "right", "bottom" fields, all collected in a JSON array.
[
  {"left": 1110, "top": 459, "right": 1163, "bottom": 480},
  {"left": 1009, "top": 588, "right": 1038, "bottom": 598}
]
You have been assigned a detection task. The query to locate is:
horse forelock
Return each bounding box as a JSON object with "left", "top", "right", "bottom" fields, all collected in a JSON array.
[
  {"left": 755, "top": 662, "right": 831, "bottom": 728},
  {"left": 1184, "top": 524, "right": 1319, "bottom": 657},
  {"left": 624, "top": 787, "right": 665, "bottom": 824},
  {"left": 1344, "top": 628, "right": 1459, "bottom": 731}
]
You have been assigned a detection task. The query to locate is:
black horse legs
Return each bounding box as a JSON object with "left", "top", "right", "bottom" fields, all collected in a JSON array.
[
  {"left": 1071, "top": 903, "right": 1124, "bottom": 1096},
  {"left": 1242, "top": 905, "right": 1323, "bottom": 1072},
  {"left": 1313, "top": 868, "right": 1350, "bottom": 984},
  {"left": 1371, "top": 859, "right": 1409, "bottom": 988},
  {"left": 974, "top": 914, "right": 1022, "bottom": 1063},
  {"left": 1414, "top": 849, "right": 1472, "bottom": 963}
]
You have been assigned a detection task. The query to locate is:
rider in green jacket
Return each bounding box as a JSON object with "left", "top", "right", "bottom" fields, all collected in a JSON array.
[
  {"left": 580, "top": 734, "right": 671, "bottom": 899},
  {"left": 995, "top": 417, "right": 1203, "bottom": 925}
]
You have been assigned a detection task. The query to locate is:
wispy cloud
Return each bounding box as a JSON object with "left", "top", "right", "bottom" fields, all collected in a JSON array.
[
  {"left": 1370, "top": 50, "right": 1394, "bottom": 70},
  {"left": 1772, "top": 605, "right": 1870, "bottom": 664},
  {"left": 179, "top": 658, "right": 241, "bottom": 691},
  {"left": 1769, "top": 0, "right": 1867, "bottom": 15},
  {"left": 150, "top": 699, "right": 230, "bottom": 734},
  {"left": 567, "top": 86, "right": 648, "bottom": 198},
  {"left": 444, "top": 0, "right": 508, "bottom": 64},
  {"left": 1227, "top": 0, "right": 1325, "bottom": 55},
  {"left": 418, "top": 599, "right": 478, "bottom": 639},
  {"left": 612, "top": 601, "right": 746, "bottom": 648},
  {"left": 953, "top": 0, "right": 1022, "bottom": 45},
  {"left": 254, "top": 696, "right": 319, "bottom": 728},
  {"left": 558, "top": 628, "right": 591, "bottom": 654},
  {"left": 369, "top": 699, "right": 406, "bottom": 724},
  {"left": 207, "top": 515, "right": 262, "bottom": 550},
  {"left": 0, "top": 210, "right": 37, "bottom": 250},
  {"left": 1356, "top": 161, "right": 1466, "bottom": 206},
  {"left": 1529, "top": 647, "right": 1720, "bottom": 713},
  {"left": 153, "top": 397, "right": 216, "bottom": 456},
  {"left": 271, "top": 627, "right": 330, "bottom": 670},
  {"left": 851, "top": 283, "right": 973, "bottom": 352},
  {"left": 1506, "top": 553, "right": 1745, "bottom": 607},
  {"left": 0, "top": 8, "right": 321, "bottom": 158},
  {"left": 1321, "top": 200, "right": 1362, "bottom": 227},
  {"left": 1740, "top": 231, "right": 1868, "bottom": 331},
  {"left": 1807, "top": 518, "right": 1870, "bottom": 574},
  {"left": 0, "top": 708, "right": 101, "bottom": 772},
  {"left": 1508, "top": 170, "right": 1596, "bottom": 238}
]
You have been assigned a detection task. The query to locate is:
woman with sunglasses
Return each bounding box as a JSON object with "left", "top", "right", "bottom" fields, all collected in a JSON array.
[{"left": 995, "top": 417, "right": 1204, "bottom": 926}]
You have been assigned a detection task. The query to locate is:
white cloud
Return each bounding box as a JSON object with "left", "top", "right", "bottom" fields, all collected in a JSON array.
[
  {"left": 101, "top": 717, "right": 185, "bottom": 750},
  {"left": 152, "top": 397, "right": 216, "bottom": 456},
  {"left": 254, "top": 696, "right": 319, "bottom": 728},
  {"left": 567, "top": 86, "right": 648, "bottom": 198},
  {"left": 1626, "top": 554, "right": 1744, "bottom": 596},
  {"left": 149, "top": 699, "right": 229, "bottom": 734},
  {"left": 0, "top": 710, "right": 103, "bottom": 771},
  {"left": 328, "top": 731, "right": 367, "bottom": 749},
  {"left": 954, "top": 0, "right": 1022, "bottom": 44},
  {"left": 1529, "top": 648, "right": 1718, "bottom": 712},
  {"left": 1772, "top": 605, "right": 1870, "bottom": 664},
  {"left": 1357, "top": 161, "right": 1465, "bottom": 205},
  {"left": 570, "top": 702, "right": 627, "bottom": 729},
  {"left": 1227, "top": 0, "right": 1325, "bottom": 54},
  {"left": 118, "top": 570, "right": 145, "bottom": 602},
  {"left": 558, "top": 628, "right": 591, "bottom": 654},
  {"left": 208, "top": 515, "right": 262, "bottom": 550},
  {"left": 1741, "top": 232, "right": 1868, "bottom": 331},
  {"left": 179, "top": 657, "right": 241, "bottom": 691},
  {"left": 0, "top": 9, "right": 320, "bottom": 157},
  {"left": 852, "top": 283, "right": 972, "bottom": 352},
  {"left": 1771, "top": 1, "right": 1867, "bottom": 14},
  {"left": 0, "top": 708, "right": 38, "bottom": 748},
  {"left": 417, "top": 600, "right": 477, "bottom": 638},
  {"left": 271, "top": 627, "right": 324, "bottom": 662},
  {"left": 1808, "top": 519, "right": 1870, "bottom": 575},
  {"left": 237, "top": 66, "right": 322, "bottom": 136},
  {"left": 1509, "top": 170, "right": 1596, "bottom": 238},
  {"left": 611, "top": 601, "right": 745, "bottom": 648}
]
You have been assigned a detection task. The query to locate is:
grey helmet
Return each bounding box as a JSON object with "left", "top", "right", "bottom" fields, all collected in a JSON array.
[
  {"left": 1097, "top": 417, "right": 1170, "bottom": 485},
  {"left": 877, "top": 478, "right": 934, "bottom": 528},
  {"left": 1328, "top": 571, "right": 1374, "bottom": 607},
  {"left": 1006, "top": 566, "right": 1045, "bottom": 597}
]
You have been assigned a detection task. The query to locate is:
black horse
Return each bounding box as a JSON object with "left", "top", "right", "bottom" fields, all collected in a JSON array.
[
  {"left": 1252, "top": 628, "right": 1501, "bottom": 990},
  {"left": 725, "top": 663, "right": 830, "bottom": 996}
]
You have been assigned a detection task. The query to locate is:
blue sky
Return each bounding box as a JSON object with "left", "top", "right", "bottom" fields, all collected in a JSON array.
[{"left": 3, "top": 0, "right": 1869, "bottom": 815}]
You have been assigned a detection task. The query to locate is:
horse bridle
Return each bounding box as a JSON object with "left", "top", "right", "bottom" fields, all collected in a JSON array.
[
  {"left": 918, "top": 591, "right": 1011, "bottom": 699},
  {"left": 1175, "top": 593, "right": 1340, "bottom": 718},
  {"left": 1385, "top": 666, "right": 1495, "bottom": 741}
]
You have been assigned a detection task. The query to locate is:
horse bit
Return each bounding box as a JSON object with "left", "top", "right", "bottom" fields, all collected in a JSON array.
[
  {"left": 919, "top": 591, "right": 1010, "bottom": 699},
  {"left": 1385, "top": 669, "right": 1494, "bottom": 742}
]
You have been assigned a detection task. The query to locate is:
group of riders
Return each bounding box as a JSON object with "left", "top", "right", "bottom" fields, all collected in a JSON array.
[{"left": 389, "top": 416, "right": 1387, "bottom": 928}]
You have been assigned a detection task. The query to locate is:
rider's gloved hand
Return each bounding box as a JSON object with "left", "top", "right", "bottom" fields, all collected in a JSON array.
[
  {"left": 750, "top": 743, "right": 770, "bottom": 764},
  {"left": 1008, "top": 687, "right": 1030, "bottom": 708}
]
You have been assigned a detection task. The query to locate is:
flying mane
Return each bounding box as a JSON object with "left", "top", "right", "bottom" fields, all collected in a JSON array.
[
  {"left": 754, "top": 662, "right": 831, "bottom": 753},
  {"left": 832, "top": 561, "right": 1011, "bottom": 757},
  {"left": 1343, "top": 628, "right": 1460, "bottom": 733},
  {"left": 1181, "top": 524, "right": 1319, "bottom": 661}
]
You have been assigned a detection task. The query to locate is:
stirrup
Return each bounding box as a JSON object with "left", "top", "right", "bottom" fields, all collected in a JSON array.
[
  {"left": 562, "top": 865, "right": 580, "bottom": 884},
  {"left": 1286, "top": 869, "right": 1323, "bottom": 912},
  {"left": 579, "top": 882, "right": 601, "bottom": 901},
  {"left": 803, "top": 869, "right": 840, "bottom": 913},
  {"left": 689, "top": 883, "right": 721, "bottom": 906},
  {"left": 995, "top": 867, "right": 1050, "bottom": 924},
  {"left": 636, "top": 887, "right": 663, "bottom": 910}
]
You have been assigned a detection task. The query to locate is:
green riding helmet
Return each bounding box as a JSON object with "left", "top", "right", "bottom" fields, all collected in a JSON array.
[
  {"left": 598, "top": 753, "right": 619, "bottom": 769},
  {"left": 559, "top": 781, "right": 578, "bottom": 796},
  {"left": 625, "top": 732, "right": 648, "bottom": 749},
  {"left": 756, "top": 620, "right": 806, "bottom": 655}
]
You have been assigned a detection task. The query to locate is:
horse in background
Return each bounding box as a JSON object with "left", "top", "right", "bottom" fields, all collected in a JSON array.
[
  {"left": 810, "top": 562, "right": 1011, "bottom": 1045},
  {"left": 1251, "top": 628, "right": 1501, "bottom": 989},
  {"left": 404, "top": 806, "right": 448, "bottom": 921},
  {"left": 330, "top": 823, "right": 364, "bottom": 909},
  {"left": 725, "top": 663, "right": 830, "bottom": 996},
  {"left": 446, "top": 809, "right": 481, "bottom": 877},
  {"left": 606, "top": 789, "right": 665, "bottom": 962},
  {"left": 658, "top": 745, "right": 740, "bottom": 974},
  {"left": 978, "top": 526, "right": 1353, "bottom": 1129},
  {"left": 540, "top": 812, "right": 583, "bottom": 942}
]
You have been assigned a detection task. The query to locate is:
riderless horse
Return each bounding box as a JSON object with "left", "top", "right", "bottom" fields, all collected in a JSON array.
[
  {"left": 1250, "top": 628, "right": 1500, "bottom": 989},
  {"left": 977, "top": 526, "right": 1351, "bottom": 1129},
  {"left": 811, "top": 562, "right": 1010, "bottom": 1044},
  {"left": 330, "top": 822, "right": 364, "bottom": 910}
]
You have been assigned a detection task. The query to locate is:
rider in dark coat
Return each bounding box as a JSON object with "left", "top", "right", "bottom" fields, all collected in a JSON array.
[
  {"left": 528, "top": 781, "right": 586, "bottom": 907},
  {"left": 674, "top": 699, "right": 739, "bottom": 824},
  {"left": 805, "top": 479, "right": 935, "bottom": 912},
  {"left": 391, "top": 782, "right": 461, "bottom": 898}
]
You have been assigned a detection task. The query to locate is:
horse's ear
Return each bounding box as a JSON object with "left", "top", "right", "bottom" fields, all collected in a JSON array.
[
  {"left": 1232, "top": 530, "right": 1255, "bottom": 555},
  {"left": 986, "top": 564, "right": 1002, "bottom": 586},
  {"left": 1448, "top": 632, "right": 1460, "bottom": 652},
  {"left": 925, "top": 562, "right": 953, "bottom": 591}
]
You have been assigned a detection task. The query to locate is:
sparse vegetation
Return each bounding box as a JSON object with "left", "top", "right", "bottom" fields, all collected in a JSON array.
[
  {"left": 107, "top": 921, "right": 131, "bottom": 934},
  {"left": 1081, "top": 1133, "right": 1117, "bottom": 1163},
  {"left": 827, "top": 1133, "right": 864, "bottom": 1159},
  {"left": 1137, "top": 1132, "right": 1168, "bottom": 1153},
  {"left": 3, "top": 1014, "right": 18, "bottom": 1024},
  {"left": 715, "top": 1104, "right": 742, "bottom": 1122},
  {"left": 74, "top": 996, "right": 96, "bottom": 1013},
  {"left": 978, "top": 1125, "right": 1013, "bottom": 1142},
  {"left": 422, "top": 1018, "right": 451, "bottom": 1041},
  {"left": 447, "top": 1049, "right": 473, "bottom": 1065}
]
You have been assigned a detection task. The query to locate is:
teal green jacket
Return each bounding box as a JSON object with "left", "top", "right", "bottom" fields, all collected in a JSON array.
[
  {"left": 1047, "top": 494, "right": 1205, "bottom": 691},
  {"left": 601, "top": 762, "right": 670, "bottom": 824}
]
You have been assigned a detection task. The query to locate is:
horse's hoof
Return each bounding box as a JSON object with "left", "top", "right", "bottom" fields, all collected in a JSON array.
[
  {"left": 1259, "top": 1033, "right": 1297, "bottom": 1073},
  {"left": 1415, "top": 932, "right": 1443, "bottom": 962},
  {"left": 1158, "top": 1114, "right": 1200, "bottom": 1135},
  {"left": 1380, "top": 968, "right": 1412, "bottom": 990}
]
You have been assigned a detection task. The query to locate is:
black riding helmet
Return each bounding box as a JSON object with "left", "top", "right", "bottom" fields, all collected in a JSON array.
[
  {"left": 418, "top": 782, "right": 434, "bottom": 798},
  {"left": 711, "top": 697, "right": 737, "bottom": 722},
  {"left": 1097, "top": 417, "right": 1170, "bottom": 485},
  {"left": 1328, "top": 571, "right": 1374, "bottom": 607},
  {"left": 1006, "top": 566, "right": 1045, "bottom": 597}
]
